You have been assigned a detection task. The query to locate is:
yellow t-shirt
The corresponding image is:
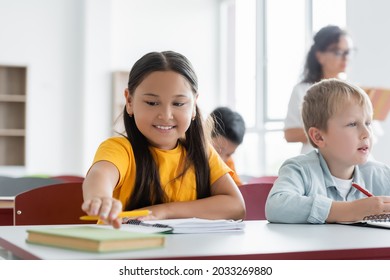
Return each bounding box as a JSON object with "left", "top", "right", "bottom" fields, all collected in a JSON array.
[{"left": 92, "top": 137, "right": 232, "bottom": 209}]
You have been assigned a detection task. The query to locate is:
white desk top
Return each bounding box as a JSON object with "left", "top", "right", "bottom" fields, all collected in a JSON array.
[{"left": 1, "top": 221, "right": 390, "bottom": 260}]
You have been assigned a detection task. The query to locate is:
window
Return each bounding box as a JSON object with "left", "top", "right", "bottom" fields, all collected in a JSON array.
[{"left": 220, "top": 0, "right": 346, "bottom": 178}]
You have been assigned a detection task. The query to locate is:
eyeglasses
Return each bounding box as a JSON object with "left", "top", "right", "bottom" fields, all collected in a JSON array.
[{"left": 326, "top": 48, "right": 356, "bottom": 58}]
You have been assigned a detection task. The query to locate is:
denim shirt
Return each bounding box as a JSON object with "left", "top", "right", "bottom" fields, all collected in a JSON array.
[{"left": 265, "top": 150, "right": 390, "bottom": 224}]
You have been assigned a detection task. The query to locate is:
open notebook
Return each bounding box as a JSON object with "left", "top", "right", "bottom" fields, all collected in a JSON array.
[
  {"left": 339, "top": 214, "right": 390, "bottom": 229},
  {"left": 121, "top": 218, "right": 245, "bottom": 234}
]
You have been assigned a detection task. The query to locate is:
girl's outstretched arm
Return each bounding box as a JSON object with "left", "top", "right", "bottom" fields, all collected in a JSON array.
[
  {"left": 140, "top": 173, "right": 246, "bottom": 220},
  {"left": 81, "top": 161, "right": 123, "bottom": 228}
]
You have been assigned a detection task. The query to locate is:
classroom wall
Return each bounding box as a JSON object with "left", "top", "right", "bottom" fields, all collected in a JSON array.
[
  {"left": 1, "top": 0, "right": 389, "bottom": 176},
  {"left": 347, "top": 0, "right": 390, "bottom": 165},
  {"left": 0, "top": 0, "right": 220, "bottom": 176},
  {"left": 0, "top": 0, "right": 84, "bottom": 176},
  {"left": 83, "top": 0, "right": 220, "bottom": 177}
]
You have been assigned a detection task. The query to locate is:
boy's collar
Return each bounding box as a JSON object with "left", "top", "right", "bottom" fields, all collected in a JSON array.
[
  {"left": 316, "top": 150, "right": 362, "bottom": 188},
  {"left": 317, "top": 151, "right": 337, "bottom": 188}
]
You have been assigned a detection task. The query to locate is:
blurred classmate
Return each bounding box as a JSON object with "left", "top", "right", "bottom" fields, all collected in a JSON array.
[
  {"left": 266, "top": 79, "right": 390, "bottom": 224},
  {"left": 209, "top": 107, "right": 246, "bottom": 185},
  {"left": 284, "top": 25, "right": 353, "bottom": 154},
  {"left": 82, "top": 51, "right": 245, "bottom": 228}
]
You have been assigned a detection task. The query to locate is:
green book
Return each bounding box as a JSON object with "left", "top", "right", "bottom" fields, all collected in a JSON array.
[{"left": 26, "top": 226, "right": 165, "bottom": 253}]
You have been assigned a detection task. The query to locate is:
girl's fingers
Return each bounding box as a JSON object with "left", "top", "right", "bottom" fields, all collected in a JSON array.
[
  {"left": 81, "top": 197, "right": 124, "bottom": 228},
  {"left": 81, "top": 200, "right": 92, "bottom": 213},
  {"left": 109, "top": 200, "right": 123, "bottom": 220},
  {"left": 89, "top": 197, "right": 104, "bottom": 216},
  {"left": 112, "top": 218, "right": 122, "bottom": 229}
]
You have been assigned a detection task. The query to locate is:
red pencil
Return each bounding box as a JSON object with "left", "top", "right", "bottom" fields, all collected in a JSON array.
[{"left": 352, "top": 183, "right": 374, "bottom": 197}]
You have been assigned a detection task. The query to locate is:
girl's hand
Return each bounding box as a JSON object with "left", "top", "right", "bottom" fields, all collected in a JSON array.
[
  {"left": 81, "top": 196, "right": 123, "bottom": 228},
  {"left": 135, "top": 204, "right": 169, "bottom": 221}
]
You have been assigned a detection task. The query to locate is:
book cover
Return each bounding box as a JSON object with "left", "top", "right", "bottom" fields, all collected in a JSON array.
[
  {"left": 26, "top": 226, "right": 165, "bottom": 253},
  {"left": 363, "top": 87, "right": 390, "bottom": 121}
]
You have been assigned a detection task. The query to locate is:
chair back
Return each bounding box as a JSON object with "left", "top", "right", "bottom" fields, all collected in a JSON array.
[
  {"left": 51, "top": 175, "right": 85, "bottom": 182},
  {"left": 239, "top": 182, "right": 274, "bottom": 220},
  {"left": 14, "top": 182, "right": 93, "bottom": 225},
  {"left": 248, "top": 175, "right": 278, "bottom": 184}
]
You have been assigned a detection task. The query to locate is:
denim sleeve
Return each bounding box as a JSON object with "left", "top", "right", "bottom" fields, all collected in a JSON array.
[{"left": 265, "top": 158, "right": 332, "bottom": 224}]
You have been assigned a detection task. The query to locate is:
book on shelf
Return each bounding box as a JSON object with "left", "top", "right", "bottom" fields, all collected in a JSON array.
[
  {"left": 123, "top": 218, "right": 245, "bottom": 234},
  {"left": 338, "top": 213, "right": 390, "bottom": 229},
  {"left": 26, "top": 226, "right": 165, "bottom": 253},
  {"left": 362, "top": 87, "right": 390, "bottom": 121}
]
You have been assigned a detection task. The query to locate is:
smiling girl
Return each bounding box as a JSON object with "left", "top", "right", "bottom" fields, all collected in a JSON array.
[{"left": 82, "top": 51, "right": 245, "bottom": 228}]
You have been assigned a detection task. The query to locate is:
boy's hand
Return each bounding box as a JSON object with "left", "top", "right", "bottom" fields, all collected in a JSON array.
[
  {"left": 328, "top": 196, "right": 390, "bottom": 223},
  {"left": 352, "top": 196, "right": 390, "bottom": 220},
  {"left": 365, "top": 195, "right": 390, "bottom": 212}
]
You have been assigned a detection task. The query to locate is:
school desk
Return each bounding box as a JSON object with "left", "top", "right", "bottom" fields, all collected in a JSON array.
[{"left": 1, "top": 220, "right": 390, "bottom": 260}]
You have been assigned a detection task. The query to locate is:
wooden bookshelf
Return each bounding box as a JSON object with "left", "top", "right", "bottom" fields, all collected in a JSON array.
[{"left": 0, "top": 65, "right": 27, "bottom": 166}]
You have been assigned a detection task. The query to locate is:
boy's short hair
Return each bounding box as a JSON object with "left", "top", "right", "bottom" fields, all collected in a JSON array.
[
  {"left": 210, "top": 107, "right": 246, "bottom": 144},
  {"left": 302, "top": 78, "right": 373, "bottom": 148}
]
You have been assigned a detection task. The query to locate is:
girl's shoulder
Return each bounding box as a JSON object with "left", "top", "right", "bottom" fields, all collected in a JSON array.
[
  {"left": 99, "top": 136, "right": 133, "bottom": 152},
  {"left": 206, "top": 143, "right": 217, "bottom": 157},
  {"left": 101, "top": 136, "right": 128, "bottom": 144}
]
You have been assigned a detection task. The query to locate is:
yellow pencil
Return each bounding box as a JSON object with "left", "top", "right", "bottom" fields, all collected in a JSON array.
[{"left": 79, "top": 210, "right": 151, "bottom": 221}]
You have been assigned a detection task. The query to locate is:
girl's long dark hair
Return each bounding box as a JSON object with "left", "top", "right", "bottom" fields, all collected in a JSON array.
[
  {"left": 123, "top": 51, "right": 210, "bottom": 210},
  {"left": 302, "top": 25, "right": 347, "bottom": 84}
]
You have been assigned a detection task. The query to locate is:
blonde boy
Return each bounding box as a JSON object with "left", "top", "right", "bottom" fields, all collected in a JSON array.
[{"left": 266, "top": 79, "right": 390, "bottom": 223}]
